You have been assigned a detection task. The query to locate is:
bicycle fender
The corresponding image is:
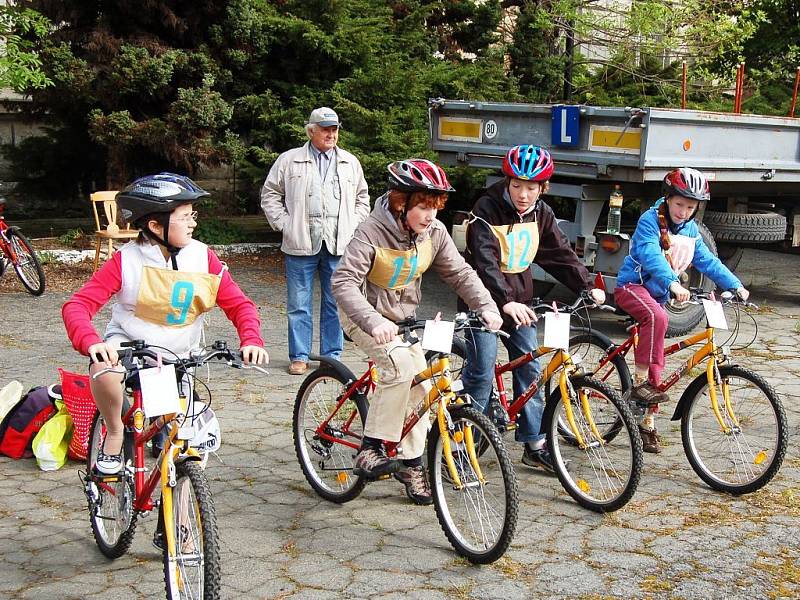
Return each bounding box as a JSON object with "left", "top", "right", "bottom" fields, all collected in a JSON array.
[{"left": 309, "top": 354, "right": 359, "bottom": 384}]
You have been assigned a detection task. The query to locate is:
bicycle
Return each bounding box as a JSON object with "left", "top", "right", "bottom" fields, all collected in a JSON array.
[
  {"left": 0, "top": 196, "right": 45, "bottom": 295},
  {"left": 293, "top": 314, "right": 518, "bottom": 564},
  {"left": 83, "top": 339, "right": 268, "bottom": 599},
  {"left": 570, "top": 288, "right": 788, "bottom": 494},
  {"left": 468, "top": 292, "right": 644, "bottom": 513}
]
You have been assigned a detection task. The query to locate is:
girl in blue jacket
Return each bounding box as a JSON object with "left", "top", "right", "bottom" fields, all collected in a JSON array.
[{"left": 615, "top": 167, "right": 749, "bottom": 453}]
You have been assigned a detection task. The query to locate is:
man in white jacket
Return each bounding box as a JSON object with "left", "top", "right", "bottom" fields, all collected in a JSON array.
[{"left": 261, "top": 107, "right": 370, "bottom": 374}]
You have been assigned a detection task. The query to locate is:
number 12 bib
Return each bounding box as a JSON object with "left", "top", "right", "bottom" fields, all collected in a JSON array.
[
  {"left": 490, "top": 222, "right": 539, "bottom": 274},
  {"left": 134, "top": 266, "right": 221, "bottom": 327},
  {"left": 367, "top": 238, "right": 433, "bottom": 290}
]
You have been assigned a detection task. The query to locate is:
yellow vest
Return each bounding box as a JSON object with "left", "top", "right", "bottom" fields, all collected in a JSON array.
[{"left": 367, "top": 238, "right": 433, "bottom": 290}]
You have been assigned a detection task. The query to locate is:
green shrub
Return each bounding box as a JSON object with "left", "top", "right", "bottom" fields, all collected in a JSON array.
[{"left": 193, "top": 219, "right": 248, "bottom": 245}]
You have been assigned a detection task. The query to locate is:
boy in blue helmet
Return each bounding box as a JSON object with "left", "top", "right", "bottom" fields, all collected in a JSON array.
[{"left": 459, "top": 145, "right": 605, "bottom": 473}]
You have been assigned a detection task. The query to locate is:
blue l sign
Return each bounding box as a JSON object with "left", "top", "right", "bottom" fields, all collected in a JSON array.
[{"left": 551, "top": 105, "right": 580, "bottom": 147}]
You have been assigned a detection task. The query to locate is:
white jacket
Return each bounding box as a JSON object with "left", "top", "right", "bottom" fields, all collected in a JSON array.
[{"left": 260, "top": 142, "right": 370, "bottom": 255}]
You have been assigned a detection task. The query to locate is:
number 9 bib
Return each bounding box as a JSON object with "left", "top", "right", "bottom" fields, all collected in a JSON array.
[
  {"left": 134, "top": 266, "right": 221, "bottom": 327},
  {"left": 490, "top": 222, "right": 539, "bottom": 274}
]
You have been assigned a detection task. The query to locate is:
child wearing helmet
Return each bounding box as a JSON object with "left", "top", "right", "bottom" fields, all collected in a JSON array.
[
  {"left": 615, "top": 167, "right": 749, "bottom": 453},
  {"left": 459, "top": 144, "right": 605, "bottom": 474},
  {"left": 62, "top": 173, "right": 268, "bottom": 475},
  {"left": 332, "top": 159, "right": 502, "bottom": 505}
]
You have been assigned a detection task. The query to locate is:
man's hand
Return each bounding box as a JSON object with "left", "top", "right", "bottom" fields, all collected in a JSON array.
[
  {"left": 371, "top": 321, "right": 399, "bottom": 345},
  {"left": 241, "top": 346, "right": 269, "bottom": 365},
  {"left": 502, "top": 302, "right": 536, "bottom": 327}
]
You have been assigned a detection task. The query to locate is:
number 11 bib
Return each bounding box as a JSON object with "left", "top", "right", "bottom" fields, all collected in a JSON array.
[
  {"left": 490, "top": 222, "right": 539, "bottom": 274},
  {"left": 134, "top": 266, "right": 221, "bottom": 327},
  {"left": 367, "top": 238, "right": 433, "bottom": 290}
]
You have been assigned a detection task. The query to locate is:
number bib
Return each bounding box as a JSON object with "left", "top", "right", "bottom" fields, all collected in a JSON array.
[
  {"left": 134, "top": 266, "right": 221, "bottom": 327},
  {"left": 490, "top": 222, "right": 540, "bottom": 273},
  {"left": 367, "top": 238, "right": 433, "bottom": 290},
  {"left": 666, "top": 234, "right": 695, "bottom": 276}
]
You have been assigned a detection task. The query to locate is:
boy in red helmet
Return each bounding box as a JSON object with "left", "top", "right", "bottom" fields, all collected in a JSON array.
[{"left": 332, "top": 159, "right": 502, "bottom": 504}]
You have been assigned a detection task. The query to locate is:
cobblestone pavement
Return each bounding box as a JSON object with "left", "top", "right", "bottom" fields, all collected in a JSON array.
[{"left": 1, "top": 248, "right": 798, "bottom": 600}]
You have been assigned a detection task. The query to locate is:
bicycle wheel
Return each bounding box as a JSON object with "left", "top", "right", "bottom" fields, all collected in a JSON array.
[
  {"left": 7, "top": 227, "right": 45, "bottom": 295},
  {"left": 162, "top": 460, "right": 221, "bottom": 600},
  {"left": 293, "top": 366, "right": 368, "bottom": 503},
  {"left": 428, "top": 404, "right": 518, "bottom": 564},
  {"left": 544, "top": 375, "right": 643, "bottom": 512},
  {"left": 681, "top": 366, "right": 788, "bottom": 494},
  {"left": 85, "top": 410, "right": 137, "bottom": 558}
]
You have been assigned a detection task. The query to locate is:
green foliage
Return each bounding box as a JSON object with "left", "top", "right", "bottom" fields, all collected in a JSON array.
[
  {"left": 192, "top": 219, "right": 249, "bottom": 245},
  {"left": 0, "top": 5, "right": 53, "bottom": 91},
  {"left": 58, "top": 228, "right": 87, "bottom": 248}
]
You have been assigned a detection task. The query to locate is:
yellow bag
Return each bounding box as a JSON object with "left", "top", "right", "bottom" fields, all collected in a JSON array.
[{"left": 32, "top": 399, "right": 73, "bottom": 471}]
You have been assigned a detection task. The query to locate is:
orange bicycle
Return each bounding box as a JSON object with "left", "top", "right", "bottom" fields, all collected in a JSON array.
[{"left": 569, "top": 289, "right": 788, "bottom": 494}]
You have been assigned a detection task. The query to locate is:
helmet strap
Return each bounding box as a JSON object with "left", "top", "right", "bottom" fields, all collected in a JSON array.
[{"left": 142, "top": 214, "right": 181, "bottom": 268}]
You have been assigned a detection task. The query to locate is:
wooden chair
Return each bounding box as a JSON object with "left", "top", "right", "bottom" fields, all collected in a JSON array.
[{"left": 90, "top": 191, "right": 139, "bottom": 271}]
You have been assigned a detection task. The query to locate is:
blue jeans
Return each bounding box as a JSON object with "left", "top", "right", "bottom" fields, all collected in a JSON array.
[
  {"left": 285, "top": 245, "right": 343, "bottom": 362},
  {"left": 461, "top": 325, "right": 544, "bottom": 443}
]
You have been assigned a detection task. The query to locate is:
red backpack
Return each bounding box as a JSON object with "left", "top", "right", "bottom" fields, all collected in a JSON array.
[{"left": 0, "top": 386, "right": 58, "bottom": 459}]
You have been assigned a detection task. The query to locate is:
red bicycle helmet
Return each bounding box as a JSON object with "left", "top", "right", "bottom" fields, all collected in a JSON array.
[
  {"left": 502, "top": 145, "right": 554, "bottom": 181},
  {"left": 662, "top": 168, "right": 710, "bottom": 201},
  {"left": 387, "top": 159, "right": 455, "bottom": 194}
]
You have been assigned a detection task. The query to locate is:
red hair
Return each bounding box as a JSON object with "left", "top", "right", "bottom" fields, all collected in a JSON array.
[{"left": 387, "top": 190, "right": 447, "bottom": 219}]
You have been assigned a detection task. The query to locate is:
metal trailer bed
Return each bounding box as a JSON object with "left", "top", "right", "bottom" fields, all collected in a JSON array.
[{"left": 428, "top": 98, "right": 800, "bottom": 334}]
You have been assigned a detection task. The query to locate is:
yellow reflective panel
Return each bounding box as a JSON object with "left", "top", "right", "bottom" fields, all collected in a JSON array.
[
  {"left": 577, "top": 479, "right": 591, "bottom": 493},
  {"left": 452, "top": 431, "right": 464, "bottom": 443},
  {"left": 754, "top": 451, "right": 767, "bottom": 465},
  {"left": 336, "top": 471, "right": 350, "bottom": 484},
  {"left": 438, "top": 118, "right": 483, "bottom": 143}
]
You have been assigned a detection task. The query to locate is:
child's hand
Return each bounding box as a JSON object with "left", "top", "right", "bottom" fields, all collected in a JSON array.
[
  {"left": 588, "top": 288, "right": 606, "bottom": 305},
  {"left": 502, "top": 302, "right": 537, "bottom": 327},
  {"left": 371, "top": 321, "right": 399, "bottom": 345},
  {"left": 736, "top": 287, "right": 750, "bottom": 302},
  {"left": 481, "top": 310, "right": 504, "bottom": 331},
  {"left": 669, "top": 281, "right": 691, "bottom": 302},
  {"left": 241, "top": 345, "right": 269, "bottom": 365},
  {"left": 88, "top": 342, "right": 118, "bottom": 366}
]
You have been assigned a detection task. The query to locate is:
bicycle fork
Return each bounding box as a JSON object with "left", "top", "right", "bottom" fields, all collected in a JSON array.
[
  {"left": 437, "top": 397, "right": 485, "bottom": 490},
  {"left": 559, "top": 369, "right": 605, "bottom": 449},
  {"left": 706, "top": 357, "right": 740, "bottom": 435}
]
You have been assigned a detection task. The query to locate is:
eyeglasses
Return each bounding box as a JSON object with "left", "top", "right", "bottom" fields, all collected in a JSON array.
[{"left": 171, "top": 211, "right": 198, "bottom": 224}]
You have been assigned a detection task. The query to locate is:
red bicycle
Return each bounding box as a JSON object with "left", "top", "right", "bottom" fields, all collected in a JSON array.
[{"left": 0, "top": 196, "right": 45, "bottom": 295}]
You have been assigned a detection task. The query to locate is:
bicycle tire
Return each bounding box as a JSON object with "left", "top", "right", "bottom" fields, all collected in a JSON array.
[
  {"left": 7, "top": 227, "right": 45, "bottom": 295},
  {"left": 544, "top": 375, "right": 643, "bottom": 512},
  {"left": 554, "top": 330, "right": 632, "bottom": 445},
  {"left": 428, "top": 404, "right": 518, "bottom": 564},
  {"left": 85, "top": 409, "right": 137, "bottom": 558},
  {"left": 293, "top": 366, "right": 368, "bottom": 503},
  {"left": 162, "top": 460, "right": 221, "bottom": 600},
  {"left": 681, "top": 365, "right": 788, "bottom": 495}
]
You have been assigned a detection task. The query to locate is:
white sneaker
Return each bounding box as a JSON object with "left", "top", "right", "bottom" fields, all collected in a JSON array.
[{"left": 96, "top": 443, "right": 123, "bottom": 475}]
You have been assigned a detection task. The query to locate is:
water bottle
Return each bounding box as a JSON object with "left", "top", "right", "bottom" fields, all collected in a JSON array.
[{"left": 606, "top": 185, "right": 623, "bottom": 234}]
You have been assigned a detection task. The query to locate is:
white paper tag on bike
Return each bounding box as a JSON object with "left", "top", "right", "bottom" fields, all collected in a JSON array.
[
  {"left": 702, "top": 299, "right": 728, "bottom": 330},
  {"left": 139, "top": 364, "right": 181, "bottom": 418},
  {"left": 421, "top": 319, "right": 455, "bottom": 353},
  {"left": 543, "top": 311, "right": 571, "bottom": 349}
]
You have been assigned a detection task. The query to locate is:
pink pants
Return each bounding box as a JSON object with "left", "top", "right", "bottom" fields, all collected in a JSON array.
[{"left": 614, "top": 283, "right": 668, "bottom": 385}]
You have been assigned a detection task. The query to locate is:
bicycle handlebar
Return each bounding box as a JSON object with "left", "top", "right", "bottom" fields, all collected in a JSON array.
[
  {"left": 675, "top": 287, "right": 759, "bottom": 311},
  {"left": 91, "top": 340, "right": 270, "bottom": 381}
]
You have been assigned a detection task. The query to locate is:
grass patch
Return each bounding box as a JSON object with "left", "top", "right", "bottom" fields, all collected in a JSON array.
[
  {"left": 754, "top": 547, "right": 800, "bottom": 600},
  {"left": 640, "top": 575, "right": 674, "bottom": 593}
]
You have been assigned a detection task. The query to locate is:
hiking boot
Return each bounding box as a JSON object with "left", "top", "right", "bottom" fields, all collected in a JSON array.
[
  {"left": 393, "top": 465, "right": 433, "bottom": 505},
  {"left": 630, "top": 382, "right": 669, "bottom": 406},
  {"left": 638, "top": 425, "right": 662, "bottom": 454},
  {"left": 521, "top": 444, "right": 556, "bottom": 474},
  {"left": 353, "top": 447, "right": 401, "bottom": 479}
]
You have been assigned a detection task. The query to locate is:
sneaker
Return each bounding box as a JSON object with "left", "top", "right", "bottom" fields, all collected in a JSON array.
[
  {"left": 288, "top": 360, "right": 308, "bottom": 375},
  {"left": 95, "top": 444, "right": 123, "bottom": 476},
  {"left": 638, "top": 425, "right": 662, "bottom": 454},
  {"left": 630, "top": 382, "right": 669, "bottom": 406},
  {"left": 352, "top": 447, "right": 401, "bottom": 479},
  {"left": 393, "top": 465, "right": 433, "bottom": 505},
  {"left": 521, "top": 444, "right": 556, "bottom": 474}
]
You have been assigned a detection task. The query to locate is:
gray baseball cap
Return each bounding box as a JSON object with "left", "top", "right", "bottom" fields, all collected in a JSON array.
[{"left": 308, "top": 107, "right": 340, "bottom": 127}]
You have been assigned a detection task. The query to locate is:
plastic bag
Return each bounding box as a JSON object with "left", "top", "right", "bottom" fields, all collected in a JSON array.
[{"left": 32, "top": 399, "right": 73, "bottom": 471}]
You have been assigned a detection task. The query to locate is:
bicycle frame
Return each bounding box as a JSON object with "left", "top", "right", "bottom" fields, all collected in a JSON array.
[
  {"left": 590, "top": 323, "right": 738, "bottom": 433},
  {"left": 0, "top": 218, "right": 16, "bottom": 262},
  {"left": 494, "top": 346, "right": 604, "bottom": 449},
  {"left": 96, "top": 388, "right": 201, "bottom": 557}
]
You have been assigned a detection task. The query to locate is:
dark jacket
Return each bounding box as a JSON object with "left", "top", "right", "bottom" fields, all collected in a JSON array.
[{"left": 460, "top": 180, "right": 592, "bottom": 329}]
